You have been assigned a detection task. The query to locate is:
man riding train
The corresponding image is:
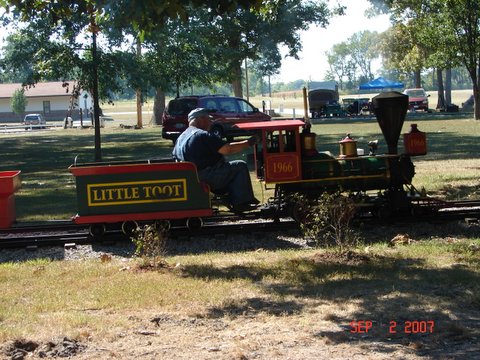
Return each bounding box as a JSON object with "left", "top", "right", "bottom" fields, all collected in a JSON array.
[{"left": 172, "top": 108, "right": 259, "bottom": 213}]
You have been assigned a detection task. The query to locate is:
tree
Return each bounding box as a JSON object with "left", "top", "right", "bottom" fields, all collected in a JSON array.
[
  {"left": 326, "top": 42, "right": 357, "bottom": 90},
  {"left": 142, "top": 15, "right": 218, "bottom": 94},
  {"left": 0, "top": 0, "right": 266, "bottom": 159},
  {"left": 442, "top": 0, "right": 480, "bottom": 119},
  {"left": 349, "top": 31, "right": 380, "bottom": 81},
  {"left": 251, "top": 47, "right": 282, "bottom": 97},
  {"left": 1, "top": 31, "right": 40, "bottom": 83},
  {"left": 379, "top": 22, "right": 429, "bottom": 88},
  {"left": 203, "top": 0, "right": 341, "bottom": 97},
  {"left": 368, "top": 0, "right": 480, "bottom": 119},
  {"left": 11, "top": 88, "right": 27, "bottom": 119},
  {"left": 326, "top": 31, "right": 381, "bottom": 90}
]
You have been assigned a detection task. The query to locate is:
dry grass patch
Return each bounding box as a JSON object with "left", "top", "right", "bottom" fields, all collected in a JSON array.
[{"left": 1, "top": 237, "right": 480, "bottom": 358}]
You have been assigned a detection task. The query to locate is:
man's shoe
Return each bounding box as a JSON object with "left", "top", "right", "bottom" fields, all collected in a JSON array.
[
  {"left": 231, "top": 202, "right": 258, "bottom": 214},
  {"left": 250, "top": 198, "right": 260, "bottom": 205}
]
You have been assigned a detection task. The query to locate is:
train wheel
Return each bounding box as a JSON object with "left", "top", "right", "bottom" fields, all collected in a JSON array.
[
  {"left": 291, "top": 201, "right": 311, "bottom": 224},
  {"left": 375, "top": 204, "right": 392, "bottom": 220},
  {"left": 411, "top": 206, "right": 426, "bottom": 217},
  {"left": 154, "top": 220, "right": 171, "bottom": 232},
  {"left": 89, "top": 223, "right": 106, "bottom": 237},
  {"left": 186, "top": 217, "right": 203, "bottom": 231},
  {"left": 121, "top": 220, "right": 138, "bottom": 235}
]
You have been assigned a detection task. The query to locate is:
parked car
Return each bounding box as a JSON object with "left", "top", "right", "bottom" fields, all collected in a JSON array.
[
  {"left": 403, "top": 88, "right": 430, "bottom": 111},
  {"left": 161, "top": 95, "right": 271, "bottom": 143},
  {"left": 23, "top": 113, "right": 46, "bottom": 129}
]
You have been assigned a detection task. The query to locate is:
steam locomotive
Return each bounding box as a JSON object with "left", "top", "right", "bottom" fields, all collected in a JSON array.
[{"left": 67, "top": 91, "right": 426, "bottom": 235}]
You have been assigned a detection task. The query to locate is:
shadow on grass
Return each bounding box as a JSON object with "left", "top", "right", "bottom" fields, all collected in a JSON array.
[
  {"left": 420, "top": 132, "right": 480, "bottom": 161},
  {"left": 0, "top": 130, "right": 170, "bottom": 173},
  {"left": 431, "top": 182, "right": 480, "bottom": 200},
  {"left": 180, "top": 253, "right": 480, "bottom": 357},
  {"left": 356, "top": 220, "right": 480, "bottom": 244},
  {"left": 15, "top": 187, "right": 77, "bottom": 219},
  {"left": 167, "top": 230, "right": 307, "bottom": 256}
]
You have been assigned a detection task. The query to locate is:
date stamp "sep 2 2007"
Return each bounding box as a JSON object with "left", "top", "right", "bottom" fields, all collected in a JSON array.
[{"left": 350, "top": 320, "right": 435, "bottom": 334}]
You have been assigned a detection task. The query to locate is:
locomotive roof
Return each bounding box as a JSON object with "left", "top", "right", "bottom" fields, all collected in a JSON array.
[{"left": 236, "top": 119, "right": 305, "bottom": 131}]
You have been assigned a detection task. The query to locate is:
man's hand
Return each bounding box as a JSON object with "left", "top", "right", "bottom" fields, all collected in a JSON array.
[{"left": 219, "top": 136, "right": 257, "bottom": 155}]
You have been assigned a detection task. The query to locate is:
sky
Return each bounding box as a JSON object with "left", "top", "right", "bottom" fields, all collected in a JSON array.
[{"left": 273, "top": 0, "right": 391, "bottom": 83}]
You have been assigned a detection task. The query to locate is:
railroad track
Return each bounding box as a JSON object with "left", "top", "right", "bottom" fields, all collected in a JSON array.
[
  {"left": 0, "top": 218, "right": 298, "bottom": 249},
  {"left": 1, "top": 203, "right": 478, "bottom": 249},
  {"left": 0, "top": 232, "right": 93, "bottom": 248}
]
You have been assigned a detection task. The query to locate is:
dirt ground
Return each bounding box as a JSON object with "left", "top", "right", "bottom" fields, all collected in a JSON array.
[
  {"left": 3, "top": 307, "right": 479, "bottom": 360},
  {"left": 2, "top": 225, "right": 480, "bottom": 360}
]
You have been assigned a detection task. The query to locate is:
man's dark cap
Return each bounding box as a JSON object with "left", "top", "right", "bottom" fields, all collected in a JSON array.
[{"left": 188, "top": 108, "right": 213, "bottom": 122}]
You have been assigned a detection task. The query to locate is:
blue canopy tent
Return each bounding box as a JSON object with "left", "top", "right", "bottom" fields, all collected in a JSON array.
[{"left": 359, "top": 77, "right": 404, "bottom": 90}]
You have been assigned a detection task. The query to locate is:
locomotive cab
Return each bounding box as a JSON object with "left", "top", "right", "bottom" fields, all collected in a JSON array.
[{"left": 236, "top": 120, "right": 305, "bottom": 183}]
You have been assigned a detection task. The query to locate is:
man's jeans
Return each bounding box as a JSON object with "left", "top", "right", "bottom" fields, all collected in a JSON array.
[{"left": 198, "top": 160, "right": 255, "bottom": 206}]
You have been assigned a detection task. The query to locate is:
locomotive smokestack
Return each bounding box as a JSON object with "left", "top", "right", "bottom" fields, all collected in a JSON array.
[{"left": 371, "top": 91, "right": 408, "bottom": 154}]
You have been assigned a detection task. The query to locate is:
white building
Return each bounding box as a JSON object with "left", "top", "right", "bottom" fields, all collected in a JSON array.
[{"left": 0, "top": 81, "right": 92, "bottom": 122}]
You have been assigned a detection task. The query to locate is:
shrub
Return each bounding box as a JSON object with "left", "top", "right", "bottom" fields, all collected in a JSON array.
[
  {"left": 131, "top": 223, "right": 169, "bottom": 268},
  {"left": 293, "top": 192, "right": 360, "bottom": 251},
  {"left": 11, "top": 88, "right": 28, "bottom": 119}
]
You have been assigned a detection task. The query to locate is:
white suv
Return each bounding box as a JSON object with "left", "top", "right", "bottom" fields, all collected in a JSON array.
[{"left": 24, "top": 114, "right": 46, "bottom": 129}]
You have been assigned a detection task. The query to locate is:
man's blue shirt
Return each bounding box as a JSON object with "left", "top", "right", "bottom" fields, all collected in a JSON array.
[{"left": 172, "top": 127, "right": 226, "bottom": 170}]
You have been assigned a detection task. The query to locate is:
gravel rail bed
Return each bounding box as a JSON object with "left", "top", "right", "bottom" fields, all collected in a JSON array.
[{"left": 0, "top": 229, "right": 310, "bottom": 263}]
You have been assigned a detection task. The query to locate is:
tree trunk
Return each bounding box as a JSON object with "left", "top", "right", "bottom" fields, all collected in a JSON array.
[
  {"left": 445, "top": 68, "right": 452, "bottom": 106},
  {"left": 231, "top": 61, "right": 243, "bottom": 98},
  {"left": 414, "top": 69, "right": 421, "bottom": 88},
  {"left": 462, "top": 56, "right": 480, "bottom": 118},
  {"left": 476, "top": 65, "right": 480, "bottom": 120},
  {"left": 268, "top": 75, "right": 272, "bottom": 97},
  {"left": 474, "top": 80, "right": 480, "bottom": 120},
  {"left": 244, "top": 58, "right": 249, "bottom": 101},
  {"left": 436, "top": 69, "right": 446, "bottom": 111},
  {"left": 151, "top": 88, "right": 165, "bottom": 125},
  {"left": 469, "top": 64, "right": 480, "bottom": 120},
  {"left": 136, "top": 38, "right": 142, "bottom": 128},
  {"left": 136, "top": 89, "right": 143, "bottom": 128}
]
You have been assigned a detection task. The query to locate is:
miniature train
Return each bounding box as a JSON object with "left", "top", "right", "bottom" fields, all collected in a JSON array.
[{"left": 67, "top": 91, "right": 427, "bottom": 236}]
